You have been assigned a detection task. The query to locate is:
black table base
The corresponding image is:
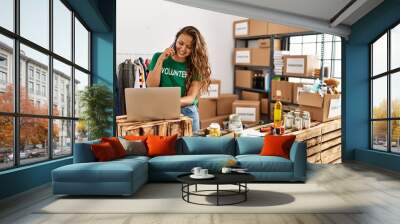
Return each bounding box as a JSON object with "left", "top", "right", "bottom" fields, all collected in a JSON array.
[{"left": 181, "top": 183, "right": 249, "bottom": 206}]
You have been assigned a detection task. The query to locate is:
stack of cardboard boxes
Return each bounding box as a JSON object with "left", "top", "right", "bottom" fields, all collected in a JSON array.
[
  {"left": 269, "top": 79, "right": 341, "bottom": 122},
  {"left": 199, "top": 80, "right": 238, "bottom": 129}
]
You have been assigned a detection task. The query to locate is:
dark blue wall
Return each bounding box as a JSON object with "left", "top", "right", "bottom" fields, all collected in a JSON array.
[
  {"left": 0, "top": 158, "right": 72, "bottom": 199},
  {"left": 0, "top": 0, "right": 116, "bottom": 200},
  {"left": 344, "top": 0, "right": 400, "bottom": 171}
]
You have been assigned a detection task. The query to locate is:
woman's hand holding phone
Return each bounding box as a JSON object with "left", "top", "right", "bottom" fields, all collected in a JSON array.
[{"left": 159, "top": 46, "right": 175, "bottom": 61}]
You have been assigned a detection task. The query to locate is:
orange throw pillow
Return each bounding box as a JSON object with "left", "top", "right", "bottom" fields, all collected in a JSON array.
[
  {"left": 101, "top": 137, "right": 127, "bottom": 158},
  {"left": 91, "top": 142, "right": 118, "bottom": 161},
  {"left": 124, "top": 135, "right": 147, "bottom": 142},
  {"left": 260, "top": 135, "right": 296, "bottom": 159},
  {"left": 146, "top": 134, "right": 177, "bottom": 157}
]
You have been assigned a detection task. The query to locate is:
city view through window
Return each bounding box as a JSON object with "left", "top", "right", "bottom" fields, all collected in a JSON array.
[
  {"left": 0, "top": 0, "right": 91, "bottom": 170},
  {"left": 371, "top": 23, "right": 400, "bottom": 153}
]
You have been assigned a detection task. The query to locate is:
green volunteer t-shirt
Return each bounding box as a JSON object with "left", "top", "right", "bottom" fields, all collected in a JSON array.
[{"left": 148, "top": 52, "right": 201, "bottom": 105}]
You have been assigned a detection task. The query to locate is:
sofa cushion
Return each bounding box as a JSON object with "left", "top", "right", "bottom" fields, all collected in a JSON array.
[
  {"left": 260, "top": 135, "right": 296, "bottom": 159},
  {"left": 148, "top": 154, "right": 235, "bottom": 172},
  {"left": 118, "top": 137, "right": 147, "bottom": 156},
  {"left": 147, "top": 135, "right": 177, "bottom": 157},
  {"left": 177, "top": 137, "right": 236, "bottom": 155},
  {"left": 235, "top": 137, "right": 264, "bottom": 155},
  {"left": 101, "top": 137, "right": 127, "bottom": 158},
  {"left": 236, "top": 155, "right": 293, "bottom": 172},
  {"left": 53, "top": 158, "right": 147, "bottom": 183},
  {"left": 91, "top": 142, "right": 118, "bottom": 162}
]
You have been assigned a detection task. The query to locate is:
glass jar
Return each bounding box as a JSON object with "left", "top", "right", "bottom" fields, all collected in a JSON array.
[
  {"left": 302, "top": 111, "right": 311, "bottom": 129},
  {"left": 294, "top": 110, "right": 303, "bottom": 131},
  {"left": 284, "top": 111, "right": 294, "bottom": 129}
]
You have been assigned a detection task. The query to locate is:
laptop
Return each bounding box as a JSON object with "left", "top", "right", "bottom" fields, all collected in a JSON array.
[{"left": 125, "top": 87, "right": 181, "bottom": 121}]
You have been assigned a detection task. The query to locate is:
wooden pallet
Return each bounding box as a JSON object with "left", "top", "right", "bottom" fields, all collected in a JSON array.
[
  {"left": 116, "top": 115, "right": 193, "bottom": 137},
  {"left": 290, "top": 119, "right": 341, "bottom": 164},
  {"left": 247, "top": 119, "right": 342, "bottom": 164}
]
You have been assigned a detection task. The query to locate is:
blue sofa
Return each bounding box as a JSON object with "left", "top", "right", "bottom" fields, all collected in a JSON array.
[{"left": 52, "top": 137, "right": 306, "bottom": 196}]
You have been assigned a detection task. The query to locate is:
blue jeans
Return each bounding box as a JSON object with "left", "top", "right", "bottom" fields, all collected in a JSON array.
[{"left": 181, "top": 105, "right": 200, "bottom": 133}]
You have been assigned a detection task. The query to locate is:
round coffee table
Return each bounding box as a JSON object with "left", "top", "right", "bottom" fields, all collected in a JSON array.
[{"left": 177, "top": 173, "right": 255, "bottom": 206}]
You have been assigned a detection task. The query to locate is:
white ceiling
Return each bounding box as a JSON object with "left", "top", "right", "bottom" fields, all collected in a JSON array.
[{"left": 165, "top": 0, "right": 384, "bottom": 38}]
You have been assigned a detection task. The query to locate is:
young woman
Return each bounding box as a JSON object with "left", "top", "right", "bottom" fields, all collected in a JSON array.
[{"left": 147, "top": 26, "right": 211, "bottom": 132}]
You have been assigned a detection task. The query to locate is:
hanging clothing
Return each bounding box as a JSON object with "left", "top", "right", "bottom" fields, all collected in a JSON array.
[
  {"left": 116, "top": 59, "right": 135, "bottom": 115},
  {"left": 115, "top": 57, "right": 150, "bottom": 115}
]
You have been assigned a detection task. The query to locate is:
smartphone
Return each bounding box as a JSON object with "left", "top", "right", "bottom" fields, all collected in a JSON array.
[{"left": 170, "top": 41, "right": 176, "bottom": 53}]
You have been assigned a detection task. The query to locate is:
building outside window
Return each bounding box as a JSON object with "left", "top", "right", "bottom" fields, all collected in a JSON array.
[
  {"left": 41, "top": 73, "right": 46, "bottom": 83},
  {"left": 35, "top": 70, "right": 40, "bottom": 81},
  {"left": 370, "top": 23, "right": 400, "bottom": 154},
  {"left": 35, "top": 83, "right": 40, "bottom": 95},
  {"left": 28, "top": 81, "right": 34, "bottom": 94},
  {"left": 41, "top": 85, "right": 46, "bottom": 97},
  {"left": 0, "top": 71, "right": 6, "bottom": 85},
  {"left": 0, "top": 0, "right": 91, "bottom": 170},
  {"left": 28, "top": 66, "right": 34, "bottom": 80}
]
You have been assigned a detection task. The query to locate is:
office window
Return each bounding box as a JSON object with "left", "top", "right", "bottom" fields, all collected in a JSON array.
[
  {"left": 53, "top": 119, "right": 72, "bottom": 158},
  {"left": 53, "top": 0, "right": 72, "bottom": 60},
  {"left": 74, "top": 69, "right": 89, "bottom": 118},
  {"left": 0, "top": 0, "right": 91, "bottom": 170},
  {"left": 20, "top": 0, "right": 49, "bottom": 49},
  {"left": 75, "top": 18, "right": 89, "bottom": 70},
  {"left": 289, "top": 34, "right": 342, "bottom": 78},
  {"left": 19, "top": 117, "right": 49, "bottom": 165},
  {"left": 53, "top": 59, "right": 72, "bottom": 117},
  {"left": 0, "top": 116, "right": 13, "bottom": 170},
  {"left": 0, "top": 0, "right": 14, "bottom": 31},
  {"left": 370, "top": 23, "right": 400, "bottom": 153},
  {"left": 0, "top": 34, "right": 13, "bottom": 113},
  {"left": 21, "top": 44, "right": 49, "bottom": 116}
]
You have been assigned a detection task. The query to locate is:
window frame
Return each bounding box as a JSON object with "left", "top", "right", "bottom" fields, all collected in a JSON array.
[
  {"left": 288, "top": 34, "right": 342, "bottom": 79},
  {"left": 369, "top": 20, "right": 400, "bottom": 154},
  {"left": 0, "top": 0, "right": 92, "bottom": 171}
]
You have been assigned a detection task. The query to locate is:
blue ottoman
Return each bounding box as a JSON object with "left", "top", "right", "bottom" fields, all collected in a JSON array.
[{"left": 52, "top": 156, "right": 148, "bottom": 196}]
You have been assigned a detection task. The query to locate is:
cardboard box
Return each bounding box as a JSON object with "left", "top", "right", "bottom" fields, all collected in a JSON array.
[
  {"left": 201, "top": 80, "right": 221, "bottom": 99},
  {"left": 200, "top": 115, "right": 229, "bottom": 129},
  {"left": 233, "top": 19, "right": 308, "bottom": 37},
  {"left": 217, "top": 94, "right": 238, "bottom": 116},
  {"left": 241, "top": 91, "right": 266, "bottom": 101},
  {"left": 271, "top": 80, "right": 293, "bottom": 103},
  {"left": 198, "top": 98, "right": 217, "bottom": 120},
  {"left": 261, "top": 98, "right": 268, "bottom": 114},
  {"left": 233, "top": 19, "right": 268, "bottom": 37},
  {"left": 257, "top": 39, "right": 281, "bottom": 49},
  {"left": 235, "top": 70, "right": 254, "bottom": 88},
  {"left": 292, "top": 83, "right": 304, "bottom": 104},
  {"left": 267, "top": 23, "right": 308, "bottom": 35},
  {"left": 298, "top": 92, "right": 341, "bottom": 122},
  {"left": 234, "top": 48, "right": 270, "bottom": 66},
  {"left": 232, "top": 100, "right": 260, "bottom": 124},
  {"left": 283, "top": 55, "right": 319, "bottom": 77}
]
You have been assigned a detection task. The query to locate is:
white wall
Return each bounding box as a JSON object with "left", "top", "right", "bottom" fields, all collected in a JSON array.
[{"left": 117, "top": 0, "right": 243, "bottom": 93}]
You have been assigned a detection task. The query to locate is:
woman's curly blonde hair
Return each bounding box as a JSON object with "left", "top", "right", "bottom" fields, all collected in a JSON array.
[{"left": 174, "top": 26, "right": 211, "bottom": 94}]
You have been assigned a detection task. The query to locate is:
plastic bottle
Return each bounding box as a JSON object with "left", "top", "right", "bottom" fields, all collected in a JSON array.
[{"left": 273, "top": 90, "right": 283, "bottom": 128}]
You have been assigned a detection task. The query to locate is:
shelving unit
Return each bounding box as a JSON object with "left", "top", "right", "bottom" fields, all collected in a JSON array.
[{"left": 233, "top": 31, "right": 318, "bottom": 122}]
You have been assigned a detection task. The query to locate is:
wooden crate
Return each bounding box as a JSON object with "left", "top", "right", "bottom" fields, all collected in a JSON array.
[
  {"left": 116, "top": 115, "right": 193, "bottom": 137},
  {"left": 248, "top": 119, "right": 342, "bottom": 164},
  {"left": 292, "top": 119, "right": 342, "bottom": 164}
]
